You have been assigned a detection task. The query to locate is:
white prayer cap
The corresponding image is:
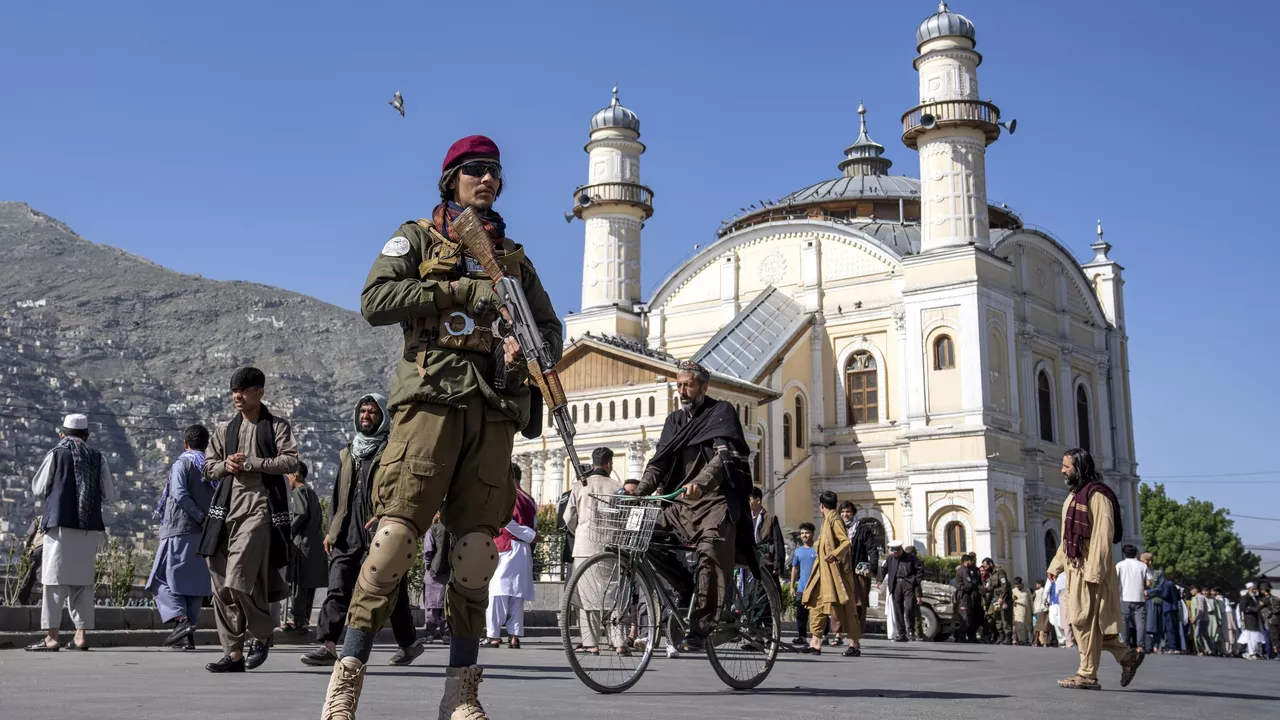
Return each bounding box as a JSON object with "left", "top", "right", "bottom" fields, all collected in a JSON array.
[
  {"left": 1246, "top": 582, "right": 1256, "bottom": 589},
  {"left": 888, "top": 539, "right": 904, "bottom": 549},
  {"left": 60, "top": 413, "right": 89, "bottom": 431}
]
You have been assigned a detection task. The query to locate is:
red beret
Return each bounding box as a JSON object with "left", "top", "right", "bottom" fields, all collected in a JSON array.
[{"left": 442, "top": 135, "right": 500, "bottom": 174}]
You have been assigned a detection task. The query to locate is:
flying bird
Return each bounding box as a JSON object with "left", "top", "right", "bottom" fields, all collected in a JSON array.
[{"left": 389, "top": 91, "right": 404, "bottom": 117}]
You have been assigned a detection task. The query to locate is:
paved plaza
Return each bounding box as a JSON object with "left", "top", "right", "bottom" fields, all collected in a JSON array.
[{"left": 0, "top": 638, "right": 1274, "bottom": 719}]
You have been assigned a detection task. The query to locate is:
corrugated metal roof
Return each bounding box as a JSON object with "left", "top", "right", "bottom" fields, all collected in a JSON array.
[
  {"left": 778, "top": 175, "right": 921, "bottom": 205},
  {"left": 693, "top": 287, "right": 810, "bottom": 382}
]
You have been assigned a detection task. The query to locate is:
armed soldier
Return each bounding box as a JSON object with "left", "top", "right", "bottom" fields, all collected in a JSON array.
[
  {"left": 320, "top": 135, "right": 562, "bottom": 720},
  {"left": 982, "top": 557, "right": 1013, "bottom": 645}
]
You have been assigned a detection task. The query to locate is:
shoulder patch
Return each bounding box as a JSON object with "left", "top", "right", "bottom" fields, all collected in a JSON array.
[{"left": 381, "top": 236, "right": 411, "bottom": 257}]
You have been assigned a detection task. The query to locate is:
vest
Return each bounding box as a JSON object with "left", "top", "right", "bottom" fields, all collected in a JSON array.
[
  {"left": 42, "top": 445, "right": 106, "bottom": 532},
  {"left": 403, "top": 221, "right": 527, "bottom": 363}
]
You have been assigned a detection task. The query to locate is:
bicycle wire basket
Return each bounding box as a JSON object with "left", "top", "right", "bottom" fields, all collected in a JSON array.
[{"left": 588, "top": 493, "right": 665, "bottom": 552}]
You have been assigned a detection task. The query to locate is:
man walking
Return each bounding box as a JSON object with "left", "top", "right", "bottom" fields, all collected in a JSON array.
[
  {"left": 286, "top": 462, "right": 328, "bottom": 632},
  {"left": 301, "top": 393, "right": 423, "bottom": 668},
  {"left": 200, "top": 367, "right": 300, "bottom": 672},
  {"left": 845, "top": 502, "right": 879, "bottom": 651},
  {"left": 1047, "top": 448, "right": 1143, "bottom": 690},
  {"left": 564, "top": 448, "right": 623, "bottom": 653},
  {"left": 321, "top": 135, "right": 562, "bottom": 720},
  {"left": 881, "top": 540, "right": 923, "bottom": 642},
  {"left": 148, "top": 424, "right": 215, "bottom": 650},
  {"left": 25, "top": 413, "right": 116, "bottom": 652},
  {"left": 788, "top": 523, "right": 817, "bottom": 646},
  {"left": 802, "top": 492, "right": 860, "bottom": 656},
  {"left": 1115, "top": 544, "right": 1149, "bottom": 652},
  {"left": 1012, "top": 577, "right": 1032, "bottom": 645}
]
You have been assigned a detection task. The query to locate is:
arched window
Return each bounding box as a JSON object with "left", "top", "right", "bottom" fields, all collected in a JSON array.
[
  {"left": 1037, "top": 370, "right": 1055, "bottom": 442},
  {"left": 752, "top": 451, "right": 762, "bottom": 486},
  {"left": 596, "top": 402, "right": 603, "bottom": 421},
  {"left": 745, "top": 404, "right": 751, "bottom": 425},
  {"left": 609, "top": 401, "right": 616, "bottom": 421},
  {"left": 621, "top": 399, "right": 628, "bottom": 420},
  {"left": 782, "top": 414, "right": 793, "bottom": 459},
  {"left": 649, "top": 396, "right": 656, "bottom": 417},
  {"left": 572, "top": 405, "right": 578, "bottom": 423},
  {"left": 1044, "top": 529, "right": 1058, "bottom": 564},
  {"left": 1076, "top": 385, "right": 1091, "bottom": 452},
  {"left": 844, "top": 352, "right": 878, "bottom": 425},
  {"left": 945, "top": 521, "right": 967, "bottom": 557},
  {"left": 635, "top": 397, "right": 641, "bottom": 418},
  {"left": 583, "top": 403, "right": 590, "bottom": 423},
  {"left": 794, "top": 395, "right": 805, "bottom": 448},
  {"left": 934, "top": 335, "right": 956, "bottom": 370}
]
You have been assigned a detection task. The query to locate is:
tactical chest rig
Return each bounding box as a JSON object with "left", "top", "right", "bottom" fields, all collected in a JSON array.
[{"left": 405, "top": 219, "right": 525, "bottom": 376}]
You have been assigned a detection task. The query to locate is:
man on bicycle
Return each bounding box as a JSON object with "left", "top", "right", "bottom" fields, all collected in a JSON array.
[{"left": 630, "top": 360, "right": 752, "bottom": 653}]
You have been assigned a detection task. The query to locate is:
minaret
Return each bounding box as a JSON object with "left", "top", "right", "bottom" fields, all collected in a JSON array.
[
  {"left": 902, "top": 2, "right": 1003, "bottom": 252},
  {"left": 563, "top": 87, "right": 653, "bottom": 343}
]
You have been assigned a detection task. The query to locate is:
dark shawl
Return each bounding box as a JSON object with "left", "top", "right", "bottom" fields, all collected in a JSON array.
[
  {"left": 197, "top": 406, "right": 294, "bottom": 569},
  {"left": 1063, "top": 480, "right": 1122, "bottom": 561}
]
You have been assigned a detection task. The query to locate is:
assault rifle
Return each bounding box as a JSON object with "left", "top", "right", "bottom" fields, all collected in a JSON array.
[{"left": 452, "top": 207, "right": 587, "bottom": 486}]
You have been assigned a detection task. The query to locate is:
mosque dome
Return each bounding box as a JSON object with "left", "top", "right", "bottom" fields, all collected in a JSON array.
[
  {"left": 916, "top": 1, "right": 976, "bottom": 50},
  {"left": 589, "top": 86, "right": 641, "bottom": 134}
]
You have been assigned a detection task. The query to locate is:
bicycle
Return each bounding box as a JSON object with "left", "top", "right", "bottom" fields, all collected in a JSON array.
[{"left": 558, "top": 489, "right": 781, "bottom": 693}]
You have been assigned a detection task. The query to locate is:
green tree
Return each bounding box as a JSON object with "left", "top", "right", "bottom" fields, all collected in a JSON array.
[{"left": 1140, "top": 482, "right": 1259, "bottom": 593}]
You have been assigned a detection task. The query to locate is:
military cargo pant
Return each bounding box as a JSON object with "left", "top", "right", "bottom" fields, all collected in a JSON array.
[{"left": 346, "top": 400, "right": 516, "bottom": 639}]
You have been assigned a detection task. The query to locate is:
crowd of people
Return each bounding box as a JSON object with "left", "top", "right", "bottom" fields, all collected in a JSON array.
[{"left": 11, "top": 130, "right": 1275, "bottom": 720}]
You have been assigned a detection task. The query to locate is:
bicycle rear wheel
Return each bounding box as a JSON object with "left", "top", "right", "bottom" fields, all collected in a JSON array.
[
  {"left": 560, "top": 552, "right": 659, "bottom": 693},
  {"left": 706, "top": 564, "right": 781, "bottom": 690}
]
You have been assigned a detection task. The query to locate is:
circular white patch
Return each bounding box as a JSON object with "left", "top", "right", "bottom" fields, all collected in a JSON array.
[{"left": 381, "top": 236, "right": 410, "bottom": 257}]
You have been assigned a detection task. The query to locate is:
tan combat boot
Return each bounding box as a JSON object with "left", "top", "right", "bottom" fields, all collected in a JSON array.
[
  {"left": 438, "top": 665, "right": 488, "bottom": 720},
  {"left": 321, "top": 657, "right": 366, "bottom": 720}
]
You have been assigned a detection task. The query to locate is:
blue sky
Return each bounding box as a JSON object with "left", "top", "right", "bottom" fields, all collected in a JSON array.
[{"left": 3, "top": 1, "right": 1277, "bottom": 547}]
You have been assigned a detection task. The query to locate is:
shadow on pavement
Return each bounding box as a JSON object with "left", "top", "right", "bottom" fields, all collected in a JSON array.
[
  {"left": 1128, "top": 688, "right": 1280, "bottom": 703},
  {"left": 627, "top": 687, "right": 1006, "bottom": 699}
]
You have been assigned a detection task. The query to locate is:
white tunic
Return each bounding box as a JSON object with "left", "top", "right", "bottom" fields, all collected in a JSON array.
[
  {"left": 31, "top": 449, "right": 116, "bottom": 586},
  {"left": 489, "top": 520, "right": 536, "bottom": 600}
]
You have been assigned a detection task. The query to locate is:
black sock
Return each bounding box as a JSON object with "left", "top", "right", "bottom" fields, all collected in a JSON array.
[
  {"left": 449, "top": 636, "right": 479, "bottom": 668},
  {"left": 340, "top": 628, "right": 374, "bottom": 664}
]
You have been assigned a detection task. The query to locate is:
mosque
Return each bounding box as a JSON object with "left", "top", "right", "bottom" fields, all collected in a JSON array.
[{"left": 511, "top": 2, "right": 1141, "bottom": 582}]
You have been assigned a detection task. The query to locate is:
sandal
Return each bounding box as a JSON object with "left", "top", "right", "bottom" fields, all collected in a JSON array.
[
  {"left": 25, "top": 641, "right": 59, "bottom": 652},
  {"left": 1057, "top": 675, "right": 1101, "bottom": 690},
  {"left": 482, "top": 638, "right": 501, "bottom": 648},
  {"left": 575, "top": 646, "right": 600, "bottom": 655},
  {"left": 508, "top": 637, "right": 521, "bottom": 649},
  {"left": 72, "top": 641, "right": 90, "bottom": 651},
  {"left": 800, "top": 645, "right": 822, "bottom": 655}
]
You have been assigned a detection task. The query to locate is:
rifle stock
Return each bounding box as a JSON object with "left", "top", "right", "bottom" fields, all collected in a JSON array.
[{"left": 452, "top": 208, "right": 586, "bottom": 485}]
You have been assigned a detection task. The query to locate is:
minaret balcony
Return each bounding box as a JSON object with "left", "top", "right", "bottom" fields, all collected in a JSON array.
[
  {"left": 901, "top": 99, "right": 1001, "bottom": 148},
  {"left": 572, "top": 182, "right": 655, "bottom": 219}
]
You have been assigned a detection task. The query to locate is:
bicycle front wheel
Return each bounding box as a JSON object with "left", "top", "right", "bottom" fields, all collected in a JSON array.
[
  {"left": 559, "top": 552, "right": 659, "bottom": 693},
  {"left": 706, "top": 564, "right": 781, "bottom": 690}
]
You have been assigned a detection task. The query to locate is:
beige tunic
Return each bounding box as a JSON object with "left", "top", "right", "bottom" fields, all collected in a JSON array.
[
  {"left": 205, "top": 413, "right": 299, "bottom": 594},
  {"left": 1047, "top": 490, "right": 1122, "bottom": 636}
]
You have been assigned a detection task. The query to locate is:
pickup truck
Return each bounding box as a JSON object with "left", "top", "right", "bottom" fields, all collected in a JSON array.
[{"left": 864, "top": 579, "right": 955, "bottom": 640}]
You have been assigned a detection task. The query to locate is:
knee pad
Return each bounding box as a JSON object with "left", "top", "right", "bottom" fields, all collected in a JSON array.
[
  {"left": 357, "top": 517, "right": 418, "bottom": 597},
  {"left": 450, "top": 531, "right": 499, "bottom": 591}
]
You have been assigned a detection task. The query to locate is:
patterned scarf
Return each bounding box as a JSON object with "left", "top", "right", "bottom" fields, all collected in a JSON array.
[
  {"left": 153, "top": 450, "right": 205, "bottom": 519},
  {"left": 494, "top": 489, "right": 537, "bottom": 553},
  {"left": 432, "top": 201, "right": 506, "bottom": 248},
  {"left": 351, "top": 393, "right": 391, "bottom": 460},
  {"left": 1062, "top": 479, "right": 1122, "bottom": 561},
  {"left": 57, "top": 436, "right": 103, "bottom": 530}
]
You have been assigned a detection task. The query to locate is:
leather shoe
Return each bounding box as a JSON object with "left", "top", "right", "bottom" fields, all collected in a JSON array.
[
  {"left": 677, "top": 635, "right": 705, "bottom": 653},
  {"left": 206, "top": 655, "right": 246, "bottom": 673},
  {"left": 245, "top": 640, "right": 269, "bottom": 670},
  {"left": 163, "top": 619, "right": 195, "bottom": 647}
]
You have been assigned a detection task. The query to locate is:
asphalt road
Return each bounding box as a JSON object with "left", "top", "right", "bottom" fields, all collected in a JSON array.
[{"left": 0, "top": 637, "right": 1274, "bottom": 720}]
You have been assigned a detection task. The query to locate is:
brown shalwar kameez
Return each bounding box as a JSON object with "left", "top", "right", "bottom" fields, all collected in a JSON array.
[{"left": 205, "top": 415, "right": 298, "bottom": 654}]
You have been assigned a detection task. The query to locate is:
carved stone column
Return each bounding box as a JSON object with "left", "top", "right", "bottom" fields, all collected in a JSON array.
[
  {"left": 530, "top": 451, "right": 546, "bottom": 505},
  {"left": 545, "top": 448, "right": 568, "bottom": 500},
  {"left": 626, "top": 440, "right": 646, "bottom": 482}
]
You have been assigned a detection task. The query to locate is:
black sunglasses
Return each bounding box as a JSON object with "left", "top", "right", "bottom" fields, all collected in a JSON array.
[{"left": 457, "top": 161, "right": 502, "bottom": 180}]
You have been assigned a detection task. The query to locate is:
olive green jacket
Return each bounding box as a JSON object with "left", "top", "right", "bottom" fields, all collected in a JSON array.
[{"left": 361, "top": 220, "right": 562, "bottom": 429}]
